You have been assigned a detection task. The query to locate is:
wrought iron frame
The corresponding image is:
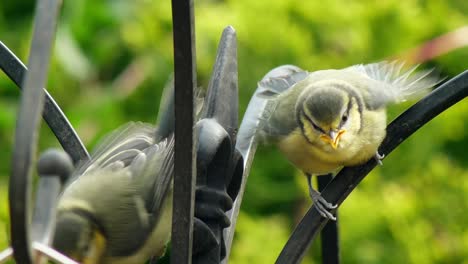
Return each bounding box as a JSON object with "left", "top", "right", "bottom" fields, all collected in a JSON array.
[{"left": 0, "top": 0, "right": 466, "bottom": 263}]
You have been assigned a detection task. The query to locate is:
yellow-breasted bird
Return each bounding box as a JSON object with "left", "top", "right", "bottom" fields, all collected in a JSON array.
[
  {"left": 52, "top": 122, "right": 174, "bottom": 264},
  {"left": 257, "top": 62, "right": 439, "bottom": 220}
]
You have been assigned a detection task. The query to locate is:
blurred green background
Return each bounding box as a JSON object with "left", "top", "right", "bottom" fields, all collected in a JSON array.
[{"left": 1, "top": 0, "right": 467, "bottom": 263}]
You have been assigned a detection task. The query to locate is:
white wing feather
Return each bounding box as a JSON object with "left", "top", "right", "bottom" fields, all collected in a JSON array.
[{"left": 347, "top": 61, "right": 441, "bottom": 103}]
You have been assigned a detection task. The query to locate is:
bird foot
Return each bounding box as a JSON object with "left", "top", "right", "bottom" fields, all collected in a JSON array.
[
  {"left": 309, "top": 188, "right": 337, "bottom": 221},
  {"left": 374, "top": 151, "right": 385, "bottom": 166}
]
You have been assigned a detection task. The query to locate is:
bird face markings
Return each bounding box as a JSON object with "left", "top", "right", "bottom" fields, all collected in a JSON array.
[{"left": 297, "top": 86, "right": 358, "bottom": 150}]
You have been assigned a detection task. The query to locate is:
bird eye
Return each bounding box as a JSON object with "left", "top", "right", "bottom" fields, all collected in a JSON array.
[{"left": 341, "top": 113, "right": 348, "bottom": 123}]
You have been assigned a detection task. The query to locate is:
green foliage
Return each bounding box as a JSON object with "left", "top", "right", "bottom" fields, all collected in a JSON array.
[
  {"left": 0, "top": 180, "right": 9, "bottom": 252},
  {"left": 0, "top": 0, "right": 467, "bottom": 263}
]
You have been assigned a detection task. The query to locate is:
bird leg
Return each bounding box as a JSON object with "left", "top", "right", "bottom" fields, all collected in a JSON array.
[
  {"left": 306, "top": 174, "right": 337, "bottom": 221},
  {"left": 374, "top": 151, "right": 385, "bottom": 165}
]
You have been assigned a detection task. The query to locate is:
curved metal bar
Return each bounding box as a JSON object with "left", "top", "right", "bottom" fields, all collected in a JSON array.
[
  {"left": 31, "top": 178, "right": 62, "bottom": 242},
  {"left": 275, "top": 70, "right": 468, "bottom": 264},
  {"left": 192, "top": 26, "right": 239, "bottom": 263},
  {"left": 0, "top": 41, "right": 90, "bottom": 164},
  {"left": 32, "top": 150, "right": 73, "bottom": 246},
  {"left": 9, "top": 0, "right": 62, "bottom": 263},
  {"left": 317, "top": 174, "right": 340, "bottom": 264},
  {"left": 170, "top": 0, "right": 197, "bottom": 263},
  {"left": 32, "top": 242, "right": 79, "bottom": 264}
]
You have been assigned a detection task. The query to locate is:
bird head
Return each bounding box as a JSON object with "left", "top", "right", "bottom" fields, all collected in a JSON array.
[
  {"left": 296, "top": 80, "right": 361, "bottom": 150},
  {"left": 53, "top": 210, "right": 106, "bottom": 264}
]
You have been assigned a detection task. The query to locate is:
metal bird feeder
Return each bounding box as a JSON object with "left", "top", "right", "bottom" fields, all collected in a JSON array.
[{"left": 0, "top": 0, "right": 467, "bottom": 264}]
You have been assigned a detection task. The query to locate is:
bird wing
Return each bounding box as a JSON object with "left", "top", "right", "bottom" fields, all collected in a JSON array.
[
  {"left": 58, "top": 122, "right": 175, "bottom": 258},
  {"left": 345, "top": 61, "right": 441, "bottom": 109},
  {"left": 73, "top": 121, "right": 174, "bottom": 217},
  {"left": 72, "top": 122, "right": 155, "bottom": 178},
  {"left": 255, "top": 65, "right": 309, "bottom": 139},
  {"left": 257, "top": 65, "right": 308, "bottom": 98},
  {"left": 134, "top": 136, "right": 174, "bottom": 224},
  {"left": 237, "top": 66, "right": 304, "bottom": 153}
]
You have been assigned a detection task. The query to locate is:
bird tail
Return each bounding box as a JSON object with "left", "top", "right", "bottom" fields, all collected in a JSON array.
[{"left": 348, "top": 61, "right": 443, "bottom": 103}]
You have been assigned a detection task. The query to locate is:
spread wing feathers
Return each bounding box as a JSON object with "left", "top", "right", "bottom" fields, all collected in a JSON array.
[
  {"left": 75, "top": 122, "right": 155, "bottom": 176},
  {"left": 347, "top": 61, "right": 441, "bottom": 104},
  {"left": 257, "top": 65, "right": 308, "bottom": 98},
  {"left": 254, "top": 65, "right": 308, "bottom": 139},
  {"left": 142, "top": 136, "right": 174, "bottom": 224},
  {"left": 237, "top": 66, "right": 304, "bottom": 152}
]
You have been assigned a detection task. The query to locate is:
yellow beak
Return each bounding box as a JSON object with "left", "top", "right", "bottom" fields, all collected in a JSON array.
[{"left": 320, "top": 129, "right": 346, "bottom": 149}]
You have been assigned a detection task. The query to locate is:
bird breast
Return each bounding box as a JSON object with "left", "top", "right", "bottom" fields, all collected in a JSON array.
[
  {"left": 278, "top": 109, "right": 386, "bottom": 175},
  {"left": 278, "top": 130, "right": 350, "bottom": 174}
]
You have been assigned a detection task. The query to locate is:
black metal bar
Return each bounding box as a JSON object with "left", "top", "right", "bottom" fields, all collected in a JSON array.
[
  {"left": 317, "top": 174, "right": 340, "bottom": 264},
  {"left": 0, "top": 41, "right": 90, "bottom": 165},
  {"left": 31, "top": 150, "right": 73, "bottom": 244},
  {"left": 191, "top": 26, "right": 238, "bottom": 263},
  {"left": 193, "top": 120, "right": 232, "bottom": 263},
  {"left": 201, "top": 26, "right": 238, "bottom": 140},
  {"left": 9, "top": 0, "right": 61, "bottom": 263},
  {"left": 31, "top": 150, "right": 73, "bottom": 264},
  {"left": 171, "top": 0, "right": 197, "bottom": 263},
  {"left": 31, "top": 179, "right": 61, "bottom": 242},
  {"left": 275, "top": 71, "right": 468, "bottom": 264}
]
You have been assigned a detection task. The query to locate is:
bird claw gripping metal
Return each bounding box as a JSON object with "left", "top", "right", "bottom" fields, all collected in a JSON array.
[
  {"left": 307, "top": 174, "right": 337, "bottom": 221},
  {"left": 374, "top": 151, "right": 385, "bottom": 165}
]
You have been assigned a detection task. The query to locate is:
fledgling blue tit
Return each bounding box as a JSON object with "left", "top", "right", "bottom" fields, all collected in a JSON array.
[
  {"left": 257, "top": 61, "right": 439, "bottom": 220},
  {"left": 52, "top": 122, "right": 174, "bottom": 264}
]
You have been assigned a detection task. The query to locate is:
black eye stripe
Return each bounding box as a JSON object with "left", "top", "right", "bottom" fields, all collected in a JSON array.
[
  {"left": 296, "top": 109, "right": 314, "bottom": 144},
  {"left": 302, "top": 110, "right": 325, "bottom": 133}
]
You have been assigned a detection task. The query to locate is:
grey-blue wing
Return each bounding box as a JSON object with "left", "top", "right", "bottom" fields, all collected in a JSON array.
[
  {"left": 256, "top": 65, "right": 308, "bottom": 139},
  {"left": 58, "top": 122, "right": 169, "bottom": 257},
  {"left": 257, "top": 65, "right": 308, "bottom": 98},
  {"left": 138, "top": 136, "right": 174, "bottom": 225},
  {"left": 100, "top": 134, "right": 175, "bottom": 253},
  {"left": 259, "top": 98, "right": 299, "bottom": 139},
  {"left": 237, "top": 65, "right": 307, "bottom": 153},
  {"left": 70, "top": 122, "right": 155, "bottom": 181}
]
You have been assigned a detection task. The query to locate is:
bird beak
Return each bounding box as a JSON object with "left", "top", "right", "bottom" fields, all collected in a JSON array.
[{"left": 320, "top": 129, "right": 346, "bottom": 149}]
